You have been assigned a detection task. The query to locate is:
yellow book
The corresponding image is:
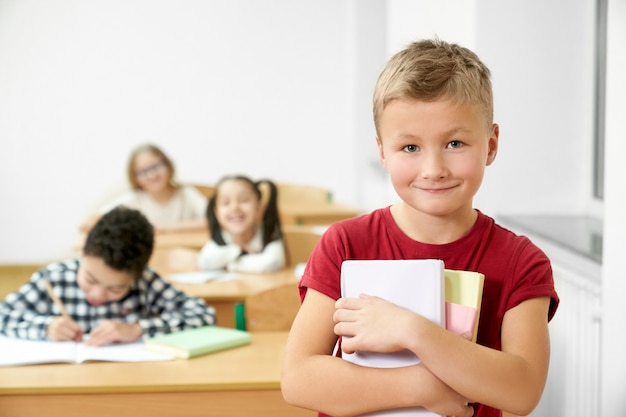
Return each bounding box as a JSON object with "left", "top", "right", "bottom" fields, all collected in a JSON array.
[{"left": 444, "top": 269, "right": 485, "bottom": 343}]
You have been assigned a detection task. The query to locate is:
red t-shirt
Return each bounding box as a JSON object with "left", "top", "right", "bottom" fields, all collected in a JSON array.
[{"left": 299, "top": 207, "right": 559, "bottom": 417}]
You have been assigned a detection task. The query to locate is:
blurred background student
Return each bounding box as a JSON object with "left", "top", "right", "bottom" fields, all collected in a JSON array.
[
  {"left": 198, "top": 175, "right": 285, "bottom": 273},
  {"left": 1, "top": 206, "right": 216, "bottom": 346},
  {"left": 81, "top": 143, "right": 208, "bottom": 234}
]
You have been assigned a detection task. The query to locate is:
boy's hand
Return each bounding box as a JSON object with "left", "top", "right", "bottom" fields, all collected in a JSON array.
[
  {"left": 416, "top": 363, "right": 475, "bottom": 417},
  {"left": 334, "top": 293, "right": 417, "bottom": 354},
  {"left": 85, "top": 320, "right": 143, "bottom": 346},
  {"left": 47, "top": 316, "right": 83, "bottom": 342}
]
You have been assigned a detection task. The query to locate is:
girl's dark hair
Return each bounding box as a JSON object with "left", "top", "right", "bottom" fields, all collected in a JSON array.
[{"left": 207, "top": 175, "right": 283, "bottom": 248}]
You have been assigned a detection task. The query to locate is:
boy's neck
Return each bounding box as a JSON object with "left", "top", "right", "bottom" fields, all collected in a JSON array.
[{"left": 390, "top": 203, "right": 478, "bottom": 245}]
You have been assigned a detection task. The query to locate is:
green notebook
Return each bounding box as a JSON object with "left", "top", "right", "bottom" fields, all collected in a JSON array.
[{"left": 144, "top": 326, "right": 252, "bottom": 359}]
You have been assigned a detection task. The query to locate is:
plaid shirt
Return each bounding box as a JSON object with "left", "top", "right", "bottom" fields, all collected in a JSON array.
[{"left": 0, "top": 259, "right": 216, "bottom": 340}]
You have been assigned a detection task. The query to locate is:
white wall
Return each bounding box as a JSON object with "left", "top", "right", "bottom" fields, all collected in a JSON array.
[
  {"left": 387, "top": 0, "right": 476, "bottom": 51},
  {"left": 600, "top": 0, "right": 626, "bottom": 414},
  {"left": 0, "top": 0, "right": 369, "bottom": 263},
  {"left": 0, "top": 0, "right": 598, "bottom": 264},
  {"left": 474, "top": 0, "right": 596, "bottom": 216}
]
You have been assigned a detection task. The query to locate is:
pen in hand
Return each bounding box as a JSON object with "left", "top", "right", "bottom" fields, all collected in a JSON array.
[
  {"left": 44, "top": 279, "right": 83, "bottom": 341},
  {"left": 44, "top": 279, "right": 71, "bottom": 320}
]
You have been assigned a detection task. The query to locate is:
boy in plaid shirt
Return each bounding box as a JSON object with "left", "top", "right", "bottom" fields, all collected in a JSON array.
[{"left": 0, "top": 206, "right": 215, "bottom": 346}]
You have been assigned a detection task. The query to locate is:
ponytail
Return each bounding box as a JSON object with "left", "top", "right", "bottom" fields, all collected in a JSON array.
[{"left": 255, "top": 179, "right": 283, "bottom": 247}]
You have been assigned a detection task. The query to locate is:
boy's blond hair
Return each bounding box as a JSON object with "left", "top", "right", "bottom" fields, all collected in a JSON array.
[{"left": 373, "top": 38, "right": 493, "bottom": 136}]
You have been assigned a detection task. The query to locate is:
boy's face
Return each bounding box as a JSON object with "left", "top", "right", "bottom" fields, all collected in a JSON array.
[
  {"left": 77, "top": 255, "right": 134, "bottom": 306},
  {"left": 377, "top": 98, "right": 498, "bottom": 219}
]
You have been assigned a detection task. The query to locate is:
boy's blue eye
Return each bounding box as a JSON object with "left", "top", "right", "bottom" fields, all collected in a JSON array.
[
  {"left": 404, "top": 145, "right": 418, "bottom": 153},
  {"left": 448, "top": 140, "right": 463, "bottom": 149}
]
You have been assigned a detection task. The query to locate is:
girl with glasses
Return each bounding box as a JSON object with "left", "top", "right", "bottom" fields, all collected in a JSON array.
[{"left": 81, "top": 143, "right": 208, "bottom": 234}]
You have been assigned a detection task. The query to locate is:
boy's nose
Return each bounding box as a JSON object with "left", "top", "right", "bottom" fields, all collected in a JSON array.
[
  {"left": 90, "top": 286, "right": 107, "bottom": 302},
  {"left": 420, "top": 152, "right": 448, "bottom": 180}
]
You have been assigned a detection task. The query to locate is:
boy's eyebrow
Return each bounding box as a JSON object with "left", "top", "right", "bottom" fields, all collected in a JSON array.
[
  {"left": 108, "top": 284, "right": 130, "bottom": 291},
  {"left": 86, "top": 270, "right": 100, "bottom": 282},
  {"left": 393, "top": 126, "right": 472, "bottom": 141},
  {"left": 440, "top": 126, "right": 474, "bottom": 136}
]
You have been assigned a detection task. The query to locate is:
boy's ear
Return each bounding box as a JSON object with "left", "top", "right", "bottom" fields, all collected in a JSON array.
[
  {"left": 486, "top": 124, "right": 499, "bottom": 166},
  {"left": 376, "top": 137, "right": 388, "bottom": 172}
]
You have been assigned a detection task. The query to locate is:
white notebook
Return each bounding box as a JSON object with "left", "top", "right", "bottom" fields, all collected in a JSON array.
[
  {"left": 0, "top": 335, "right": 175, "bottom": 367},
  {"left": 340, "top": 259, "right": 446, "bottom": 416}
]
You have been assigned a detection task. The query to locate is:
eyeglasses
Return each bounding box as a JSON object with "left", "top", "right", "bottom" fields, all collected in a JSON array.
[{"left": 134, "top": 160, "right": 166, "bottom": 178}]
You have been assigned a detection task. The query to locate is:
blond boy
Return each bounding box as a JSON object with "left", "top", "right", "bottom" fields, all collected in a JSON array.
[{"left": 281, "top": 39, "right": 559, "bottom": 417}]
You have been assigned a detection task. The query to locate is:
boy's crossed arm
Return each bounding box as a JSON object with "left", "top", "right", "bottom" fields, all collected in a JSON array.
[
  {"left": 283, "top": 289, "right": 550, "bottom": 417},
  {"left": 282, "top": 289, "right": 474, "bottom": 417},
  {"left": 336, "top": 292, "right": 551, "bottom": 416}
]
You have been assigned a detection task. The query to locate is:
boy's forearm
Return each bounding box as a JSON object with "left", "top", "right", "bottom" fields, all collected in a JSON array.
[
  {"left": 284, "top": 290, "right": 470, "bottom": 416},
  {"left": 282, "top": 354, "right": 432, "bottom": 417},
  {"left": 406, "top": 301, "right": 550, "bottom": 415}
]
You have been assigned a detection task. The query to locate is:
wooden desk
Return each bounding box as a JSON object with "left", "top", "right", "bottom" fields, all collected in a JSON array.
[
  {"left": 279, "top": 202, "right": 361, "bottom": 225},
  {"left": 0, "top": 332, "right": 315, "bottom": 417},
  {"left": 170, "top": 268, "right": 301, "bottom": 329},
  {"left": 154, "top": 230, "right": 208, "bottom": 249}
]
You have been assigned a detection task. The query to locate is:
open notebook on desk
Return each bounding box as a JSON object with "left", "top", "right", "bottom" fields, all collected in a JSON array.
[{"left": 0, "top": 335, "right": 174, "bottom": 367}]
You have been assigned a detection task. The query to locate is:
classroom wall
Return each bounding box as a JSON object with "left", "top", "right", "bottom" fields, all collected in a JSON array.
[
  {"left": 0, "top": 0, "right": 373, "bottom": 263},
  {"left": 0, "top": 0, "right": 599, "bottom": 264},
  {"left": 600, "top": 0, "right": 626, "bottom": 413},
  {"left": 475, "top": 0, "right": 596, "bottom": 216}
]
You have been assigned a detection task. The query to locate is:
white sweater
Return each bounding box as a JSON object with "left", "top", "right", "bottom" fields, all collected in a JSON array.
[{"left": 197, "top": 227, "right": 285, "bottom": 273}]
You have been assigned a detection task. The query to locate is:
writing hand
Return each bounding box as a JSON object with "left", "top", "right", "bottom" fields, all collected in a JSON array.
[
  {"left": 47, "top": 316, "right": 83, "bottom": 342},
  {"left": 85, "top": 320, "right": 143, "bottom": 346}
]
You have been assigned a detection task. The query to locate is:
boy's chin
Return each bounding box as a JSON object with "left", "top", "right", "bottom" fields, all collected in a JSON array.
[{"left": 86, "top": 298, "right": 106, "bottom": 306}]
